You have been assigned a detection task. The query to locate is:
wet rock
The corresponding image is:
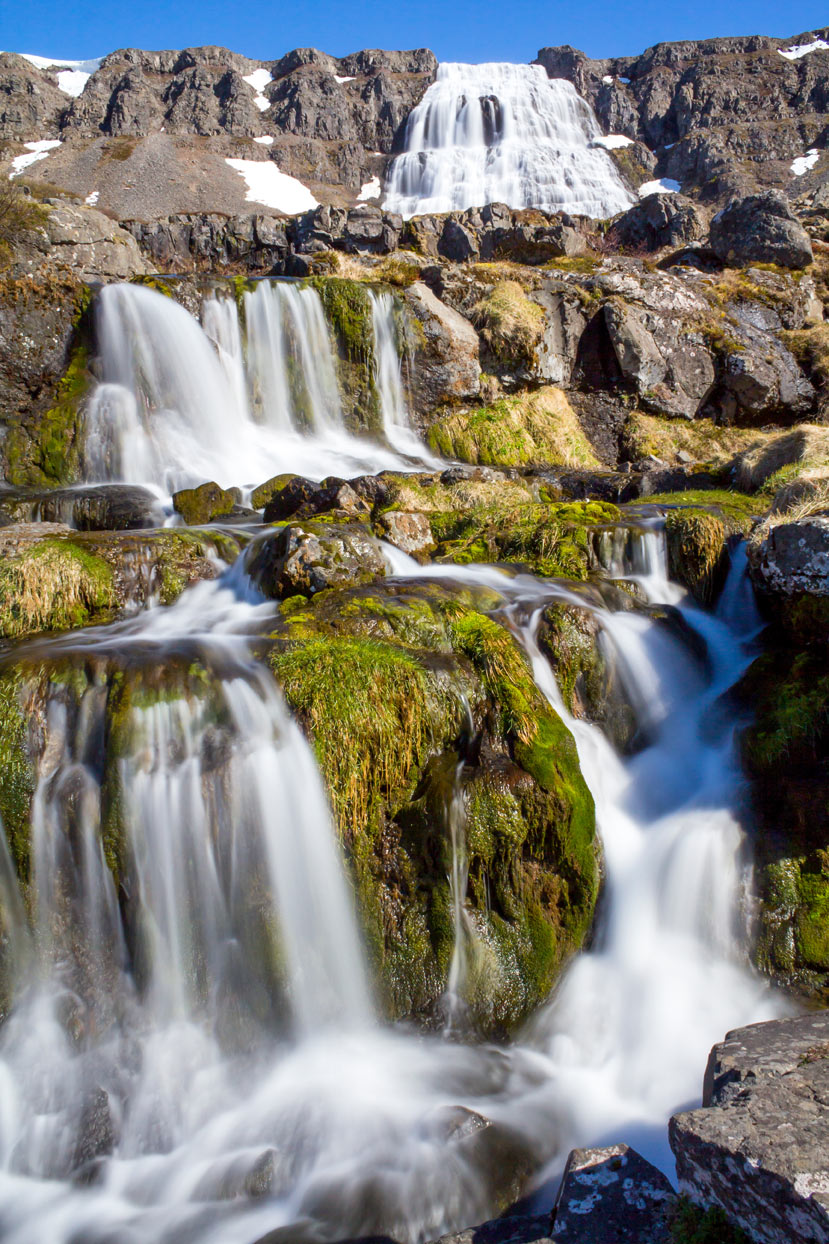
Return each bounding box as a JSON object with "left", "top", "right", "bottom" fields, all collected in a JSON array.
[
  {"left": 670, "top": 1013, "right": 829, "bottom": 1244},
  {"left": 709, "top": 192, "right": 814, "bottom": 270},
  {"left": 251, "top": 473, "right": 297, "bottom": 511},
  {"left": 73, "top": 1088, "right": 116, "bottom": 1172},
  {"left": 551, "top": 1144, "right": 676, "bottom": 1241},
  {"left": 247, "top": 522, "right": 386, "bottom": 598},
  {"left": 300, "top": 478, "right": 371, "bottom": 518},
  {"left": 24, "top": 484, "right": 164, "bottom": 531},
  {"left": 173, "top": 481, "right": 236, "bottom": 525},
  {"left": 429, "top": 1214, "right": 553, "bottom": 1244},
  {"left": 403, "top": 282, "right": 480, "bottom": 419},
  {"left": 262, "top": 476, "right": 321, "bottom": 522},
  {"left": 377, "top": 510, "right": 434, "bottom": 555}
]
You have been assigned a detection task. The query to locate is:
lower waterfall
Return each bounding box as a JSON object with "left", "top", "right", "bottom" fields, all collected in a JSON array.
[{"left": 0, "top": 524, "right": 785, "bottom": 1243}]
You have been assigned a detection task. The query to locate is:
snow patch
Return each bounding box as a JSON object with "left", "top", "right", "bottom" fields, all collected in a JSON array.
[
  {"left": 253, "top": 135, "right": 274, "bottom": 145},
  {"left": 602, "top": 75, "right": 614, "bottom": 84},
  {"left": 791, "top": 148, "right": 820, "bottom": 175},
  {"left": 335, "top": 75, "right": 355, "bottom": 83},
  {"left": 243, "top": 69, "right": 272, "bottom": 113},
  {"left": 592, "top": 134, "right": 634, "bottom": 149},
  {"left": 639, "top": 178, "right": 681, "bottom": 197},
  {"left": 778, "top": 39, "right": 829, "bottom": 60},
  {"left": 17, "top": 54, "right": 101, "bottom": 96},
  {"left": 225, "top": 158, "right": 318, "bottom": 213},
  {"left": 357, "top": 176, "right": 382, "bottom": 201},
  {"left": 9, "top": 138, "right": 61, "bottom": 178},
  {"left": 85, "top": 190, "right": 99, "bottom": 205}
]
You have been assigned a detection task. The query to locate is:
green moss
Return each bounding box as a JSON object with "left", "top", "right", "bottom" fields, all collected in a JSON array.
[
  {"left": 542, "top": 255, "right": 599, "bottom": 274},
  {"left": 427, "top": 389, "right": 600, "bottom": 469},
  {"left": 643, "top": 489, "right": 760, "bottom": 530},
  {"left": 665, "top": 509, "right": 729, "bottom": 604},
  {"left": 669, "top": 1198, "right": 751, "bottom": 1244},
  {"left": 473, "top": 280, "right": 545, "bottom": 366},
  {"left": 307, "top": 276, "right": 374, "bottom": 365},
  {"left": 0, "top": 670, "right": 34, "bottom": 877},
  {"left": 742, "top": 652, "right": 829, "bottom": 772},
  {"left": 795, "top": 865, "right": 829, "bottom": 969},
  {"left": 0, "top": 539, "right": 115, "bottom": 638},
  {"left": 130, "top": 275, "right": 175, "bottom": 297},
  {"left": 172, "top": 482, "right": 236, "bottom": 526},
  {"left": 5, "top": 342, "right": 91, "bottom": 487}
]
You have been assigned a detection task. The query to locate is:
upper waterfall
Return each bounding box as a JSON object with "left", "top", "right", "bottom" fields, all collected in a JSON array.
[{"left": 383, "top": 62, "right": 634, "bottom": 220}]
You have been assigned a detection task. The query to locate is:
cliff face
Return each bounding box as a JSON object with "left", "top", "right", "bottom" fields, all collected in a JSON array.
[{"left": 536, "top": 29, "right": 829, "bottom": 203}]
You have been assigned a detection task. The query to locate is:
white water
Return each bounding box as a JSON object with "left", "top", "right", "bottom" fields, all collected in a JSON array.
[
  {"left": 383, "top": 62, "right": 634, "bottom": 220},
  {"left": 369, "top": 289, "right": 442, "bottom": 465},
  {"left": 83, "top": 283, "right": 436, "bottom": 496},
  {"left": 0, "top": 524, "right": 786, "bottom": 1240}
]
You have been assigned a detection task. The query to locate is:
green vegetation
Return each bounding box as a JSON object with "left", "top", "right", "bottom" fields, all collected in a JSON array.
[
  {"left": 427, "top": 388, "right": 600, "bottom": 469},
  {"left": 732, "top": 424, "right": 829, "bottom": 493},
  {"left": 542, "top": 255, "right": 600, "bottom": 275},
  {"left": 307, "top": 275, "right": 374, "bottom": 365},
  {"left": 620, "top": 411, "right": 768, "bottom": 469},
  {"left": 172, "top": 481, "right": 236, "bottom": 526},
  {"left": 472, "top": 279, "right": 546, "bottom": 366},
  {"left": 0, "top": 539, "right": 115, "bottom": 638},
  {"left": 0, "top": 181, "right": 48, "bottom": 266},
  {"left": 0, "top": 669, "right": 34, "bottom": 876},
  {"left": 669, "top": 1198, "right": 751, "bottom": 1244},
  {"left": 5, "top": 342, "right": 90, "bottom": 487}
]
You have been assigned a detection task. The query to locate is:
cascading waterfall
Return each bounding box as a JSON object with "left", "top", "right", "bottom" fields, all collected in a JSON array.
[
  {"left": 383, "top": 62, "right": 634, "bottom": 219},
  {"left": 368, "top": 289, "right": 442, "bottom": 465},
  {"left": 0, "top": 518, "right": 787, "bottom": 1241},
  {"left": 82, "top": 282, "right": 436, "bottom": 497}
]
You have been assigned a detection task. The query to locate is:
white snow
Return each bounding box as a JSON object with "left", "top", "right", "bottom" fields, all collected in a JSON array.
[
  {"left": 225, "top": 158, "right": 318, "bottom": 213},
  {"left": 602, "top": 74, "right": 614, "bottom": 84},
  {"left": 16, "top": 54, "right": 101, "bottom": 96},
  {"left": 357, "top": 176, "right": 382, "bottom": 200},
  {"left": 253, "top": 135, "right": 274, "bottom": 145},
  {"left": 791, "top": 148, "right": 820, "bottom": 175},
  {"left": 243, "top": 69, "right": 272, "bottom": 112},
  {"left": 85, "top": 190, "right": 99, "bottom": 205},
  {"left": 639, "top": 178, "right": 681, "bottom": 197},
  {"left": 778, "top": 38, "right": 829, "bottom": 60},
  {"left": 335, "top": 75, "right": 355, "bottom": 83},
  {"left": 9, "top": 138, "right": 61, "bottom": 178},
  {"left": 592, "top": 134, "right": 634, "bottom": 149}
]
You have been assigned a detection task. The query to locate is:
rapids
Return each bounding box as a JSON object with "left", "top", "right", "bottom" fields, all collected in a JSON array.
[{"left": 0, "top": 515, "right": 785, "bottom": 1242}]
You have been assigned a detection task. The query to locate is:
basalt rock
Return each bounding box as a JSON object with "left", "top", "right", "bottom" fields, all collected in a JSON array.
[
  {"left": 403, "top": 281, "right": 481, "bottom": 420},
  {"left": 172, "top": 481, "right": 236, "bottom": 525},
  {"left": 709, "top": 192, "right": 814, "bottom": 270},
  {"left": 607, "top": 193, "right": 708, "bottom": 253},
  {"left": 247, "top": 521, "right": 386, "bottom": 598},
  {"left": 552, "top": 1144, "right": 676, "bottom": 1242},
  {"left": 670, "top": 1014, "right": 829, "bottom": 1244}
]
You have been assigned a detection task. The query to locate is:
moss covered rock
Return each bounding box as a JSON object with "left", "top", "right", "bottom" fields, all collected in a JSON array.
[
  {"left": 427, "top": 388, "right": 600, "bottom": 470},
  {"left": 269, "top": 577, "right": 598, "bottom": 1031},
  {"left": 172, "top": 481, "right": 236, "bottom": 525}
]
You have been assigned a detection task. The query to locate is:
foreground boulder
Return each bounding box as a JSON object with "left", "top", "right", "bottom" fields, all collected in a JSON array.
[
  {"left": 670, "top": 1013, "right": 829, "bottom": 1244},
  {"left": 552, "top": 1144, "right": 676, "bottom": 1241},
  {"left": 709, "top": 192, "right": 813, "bottom": 270},
  {"left": 172, "top": 481, "right": 236, "bottom": 525},
  {"left": 247, "top": 522, "right": 386, "bottom": 598}
]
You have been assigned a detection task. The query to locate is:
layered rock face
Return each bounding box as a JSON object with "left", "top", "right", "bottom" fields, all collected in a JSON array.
[{"left": 536, "top": 28, "right": 829, "bottom": 204}]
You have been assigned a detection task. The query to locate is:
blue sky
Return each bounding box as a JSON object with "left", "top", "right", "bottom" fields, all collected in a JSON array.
[{"left": 1, "top": 0, "right": 827, "bottom": 65}]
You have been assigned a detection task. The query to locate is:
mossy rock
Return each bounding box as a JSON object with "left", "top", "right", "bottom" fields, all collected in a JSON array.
[
  {"left": 269, "top": 579, "right": 598, "bottom": 1031},
  {"left": 172, "top": 481, "right": 236, "bottom": 526},
  {"left": 4, "top": 339, "right": 91, "bottom": 488},
  {"left": 426, "top": 388, "right": 600, "bottom": 470},
  {"left": 0, "top": 537, "right": 115, "bottom": 638},
  {"left": 251, "top": 473, "right": 297, "bottom": 511},
  {"left": 472, "top": 280, "right": 545, "bottom": 368}
]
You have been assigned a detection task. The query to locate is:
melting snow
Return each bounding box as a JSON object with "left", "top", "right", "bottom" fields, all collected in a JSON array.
[
  {"left": 602, "top": 74, "right": 614, "bottom": 84},
  {"left": 243, "top": 68, "right": 272, "bottom": 112},
  {"left": 253, "top": 135, "right": 274, "bottom": 145},
  {"left": 335, "top": 75, "right": 356, "bottom": 83},
  {"left": 17, "top": 53, "right": 101, "bottom": 96},
  {"left": 85, "top": 190, "right": 99, "bottom": 205},
  {"left": 592, "top": 134, "right": 634, "bottom": 149},
  {"left": 357, "top": 176, "right": 382, "bottom": 200},
  {"left": 791, "top": 148, "right": 820, "bottom": 175},
  {"left": 778, "top": 38, "right": 829, "bottom": 60},
  {"left": 225, "top": 158, "right": 318, "bottom": 213},
  {"left": 9, "top": 138, "right": 61, "bottom": 178},
  {"left": 639, "top": 178, "right": 681, "bottom": 196}
]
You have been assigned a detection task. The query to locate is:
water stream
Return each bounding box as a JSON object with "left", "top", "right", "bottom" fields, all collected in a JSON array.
[{"left": 0, "top": 516, "right": 786, "bottom": 1241}]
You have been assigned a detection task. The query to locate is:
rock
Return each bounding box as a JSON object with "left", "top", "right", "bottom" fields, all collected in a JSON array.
[
  {"left": 604, "top": 301, "right": 668, "bottom": 391},
  {"left": 172, "top": 481, "right": 236, "bottom": 525},
  {"left": 23, "top": 484, "right": 164, "bottom": 531},
  {"left": 377, "top": 510, "right": 434, "bottom": 555},
  {"left": 551, "top": 1144, "right": 676, "bottom": 1241},
  {"left": 403, "top": 282, "right": 480, "bottom": 420},
  {"left": 251, "top": 473, "right": 297, "bottom": 511},
  {"left": 749, "top": 516, "right": 829, "bottom": 597},
  {"left": 608, "top": 194, "right": 708, "bottom": 252},
  {"left": 429, "top": 1214, "right": 553, "bottom": 1244},
  {"left": 73, "top": 1089, "right": 116, "bottom": 1172},
  {"left": 302, "top": 478, "right": 371, "bottom": 518},
  {"left": 262, "top": 476, "right": 321, "bottom": 521},
  {"left": 41, "top": 203, "right": 149, "bottom": 281},
  {"left": 670, "top": 1013, "right": 829, "bottom": 1244},
  {"left": 709, "top": 192, "right": 814, "bottom": 270},
  {"left": 0, "top": 53, "right": 67, "bottom": 140},
  {"left": 246, "top": 522, "right": 386, "bottom": 598}
]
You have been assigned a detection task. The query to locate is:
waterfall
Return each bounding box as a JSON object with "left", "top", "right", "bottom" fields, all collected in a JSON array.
[
  {"left": 383, "top": 62, "right": 634, "bottom": 220},
  {"left": 368, "top": 289, "right": 442, "bottom": 465},
  {"left": 82, "top": 283, "right": 435, "bottom": 497}
]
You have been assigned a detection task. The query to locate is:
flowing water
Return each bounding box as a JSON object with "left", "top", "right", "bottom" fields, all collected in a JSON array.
[
  {"left": 383, "top": 62, "right": 634, "bottom": 219},
  {"left": 82, "top": 282, "right": 434, "bottom": 497},
  {"left": 0, "top": 514, "right": 786, "bottom": 1242}
]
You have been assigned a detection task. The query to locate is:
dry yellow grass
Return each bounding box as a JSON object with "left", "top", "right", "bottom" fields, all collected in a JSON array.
[
  {"left": 622, "top": 411, "right": 772, "bottom": 466},
  {"left": 732, "top": 425, "right": 829, "bottom": 491},
  {"left": 427, "top": 388, "right": 600, "bottom": 469},
  {"left": 472, "top": 280, "right": 546, "bottom": 363}
]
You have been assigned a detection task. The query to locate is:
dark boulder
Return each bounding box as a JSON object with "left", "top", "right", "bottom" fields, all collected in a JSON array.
[
  {"left": 608, "top": 194, "right": 707, "bottom": 252},
  {"left": 709, "top": 192, "right": 814, "bottom": 270},
  {"left": 552, "top": 1144, "right": 677, "bottom": 1242},
  {"left": 246, "top": 522, "right": 386, "bottom": 598}
]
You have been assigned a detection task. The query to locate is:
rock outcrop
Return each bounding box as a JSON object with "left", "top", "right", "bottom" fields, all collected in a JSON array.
[
  {"left": 710, "top": 192, "right": 814, "bottom": 269},
  {"left": 670, "top": 1013, "right": 829, "bottom": 1244}
]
